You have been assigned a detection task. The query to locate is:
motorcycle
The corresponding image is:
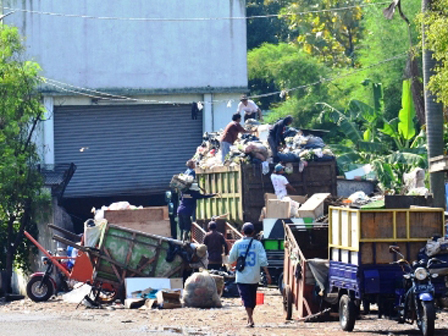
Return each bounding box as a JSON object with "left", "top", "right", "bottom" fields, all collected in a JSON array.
[
  {"left": 390, "top": 245, "right": 445, "bottom": 336},
  {"left": 26, "top": 250, "right": 70, "bottom": 302}
]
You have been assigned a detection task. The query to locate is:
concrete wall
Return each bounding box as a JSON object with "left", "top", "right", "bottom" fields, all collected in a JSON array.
[
  {"left": 2, "top": 0, "right": 248, "bottom": 91},
  {"left": 4, "top": 0, "right": 249, "bottom": 156}
]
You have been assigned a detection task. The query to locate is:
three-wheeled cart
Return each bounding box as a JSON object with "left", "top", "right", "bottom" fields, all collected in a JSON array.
[
  {"left": 54, "top": 224, "right": 188, "bottom": 299},
  {"left": 282, "top": 221, "right": 329, "bottom": 320},
  {"left": 327, "top": 206, "right": 445, "bottom": 331}
]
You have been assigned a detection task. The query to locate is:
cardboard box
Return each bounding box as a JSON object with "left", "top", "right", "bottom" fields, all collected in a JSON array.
[
  {"left": 264, "top": 193, "right": 308, "bottom": 205},
  {"left": 296, "top": 193, "right": 331, "bottom": 219},
  {"left": 156, "top": 290, "right": 182, "bottom": 309},
  {"left": 104, "top": 206, "right": 170, "bottom": 237},
  {"left": 125, "top": 277, "right": 183, "bottom": 299},
  {"left": 266, "top": 199, "right": 291, "bottom": 218}
]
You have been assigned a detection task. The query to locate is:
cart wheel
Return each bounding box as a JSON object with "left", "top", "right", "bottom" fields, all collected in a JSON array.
[
  {"left": 339, "top": 294, "right": 356, "bottom": 332},
  {"left": 283, "top": 285, "right": 293, "bottom": 320},
  {"left": 278, "top": 272, "right": 284, "bottom": 295},
  {"left": 26, "top": 276, "right": 54, "bottom": 302}
]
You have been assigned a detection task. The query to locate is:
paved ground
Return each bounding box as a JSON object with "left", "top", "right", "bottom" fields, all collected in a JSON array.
[{"left": 2, "top": 287, "right": 448, "bottom": 336}]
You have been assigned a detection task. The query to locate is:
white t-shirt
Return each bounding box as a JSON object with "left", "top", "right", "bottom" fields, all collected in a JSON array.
[
  {"left": 237, "top": 100, "right": 259, "bottom": 115},
  {"left": 270, "top": 173, "right": 289, "bottom": 199}
]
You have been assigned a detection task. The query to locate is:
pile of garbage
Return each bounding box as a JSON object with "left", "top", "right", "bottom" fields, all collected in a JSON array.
[{"left": 191, "top": 120, "right": 335, "bottom": 171}]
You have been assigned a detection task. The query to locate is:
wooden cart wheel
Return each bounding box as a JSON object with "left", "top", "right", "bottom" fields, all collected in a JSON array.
[{"left": 283, "top": 285, "right": 293, "bottom": 320}]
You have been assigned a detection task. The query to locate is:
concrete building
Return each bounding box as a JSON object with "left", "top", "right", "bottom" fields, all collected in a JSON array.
[{"left": 2, "top": 0, "right": 248, "bottom": 201}]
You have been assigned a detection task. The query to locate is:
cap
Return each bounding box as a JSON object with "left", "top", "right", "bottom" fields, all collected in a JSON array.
[
  {"left": 242, "top": 222, "right": 255, "bottom": 234},
  {"left": 275, "top": 164, "right": 284, "bottom": 172},
  {"left": 240, "top": 94, "right": 248, "bottom": 101},
  {"left": 195, "top": 244, "right": 207, "bottom": 258},
  {"left": 208, "top": 221, "right": 217, "bottom": 230}
]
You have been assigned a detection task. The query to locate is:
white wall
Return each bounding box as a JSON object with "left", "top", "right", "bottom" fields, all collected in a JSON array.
[{"left": 3, "top": 0, "right": 248, "bottom": 91}]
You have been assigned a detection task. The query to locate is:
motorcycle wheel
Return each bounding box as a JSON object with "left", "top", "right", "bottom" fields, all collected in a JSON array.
[
  {"left": 339, "top": 294, "right": 356, "bottom": 332},
  {"left": 26, "top": 275, "right": 54, "bottom": 302},
  {"left": 419, "top": 301, "right": 435, "bottom": 336}
]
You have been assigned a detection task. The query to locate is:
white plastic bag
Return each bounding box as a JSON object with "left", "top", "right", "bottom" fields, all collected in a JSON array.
[
  {"left": 84, "top": 218, "right": 107, "bottom": 247},
  {"left": 182, "top": 271, "right": 222, "bottom": 308}
]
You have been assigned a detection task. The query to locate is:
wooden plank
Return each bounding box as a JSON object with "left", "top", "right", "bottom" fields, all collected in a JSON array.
[
  {"left": 48, "top": 224, "right": 81, "bottom": 242},
  {"left": 409, "top": 211, "right": 443, "bottom": 238},
  {"left": 429, "top": 155, "right": 448, "bottom": 173},
  {"left": 396, "top": 212, "right": 407, "bottom": 239},
  {"left": 104, "top": 207, "right": 170, "bottom": 237},
  {"left": 360, "top": 212, "right": 394, "bottom": 239}
]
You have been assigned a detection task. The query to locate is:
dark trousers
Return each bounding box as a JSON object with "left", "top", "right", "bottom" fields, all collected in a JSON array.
[
  {"left": 268, "top": 136, "right": 279, "bottom": 160},
  {"left": 244, "top": 112, "right": 257, "bottom": 122}
]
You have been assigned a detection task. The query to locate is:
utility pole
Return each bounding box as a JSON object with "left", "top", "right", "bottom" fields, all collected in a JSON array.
[{"left": 422, "top": 0, "right": 445, "bottom": 208}]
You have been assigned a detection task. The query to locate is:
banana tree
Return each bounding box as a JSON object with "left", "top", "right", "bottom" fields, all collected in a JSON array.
[{"left": 319, "top": 79, "right": 426, "bottom": 193}]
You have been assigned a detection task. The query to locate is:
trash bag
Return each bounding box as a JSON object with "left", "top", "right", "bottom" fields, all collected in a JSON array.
[
  {"left": 183, "top": 271, "right": 222, "bottom": 308},
  {"left": 84, "top": 218, "right": 107, "bottom": 247},
  {"left": 169, "top": 174, "right": 193, "bottom": 192}
]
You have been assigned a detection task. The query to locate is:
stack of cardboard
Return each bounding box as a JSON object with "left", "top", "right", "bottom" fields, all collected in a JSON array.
[
  {"left": 263, "top": 193, "right": 330, "bottom": 219},
  {"left": 264, "top": 193, "right": 308, "bottom": 218}
]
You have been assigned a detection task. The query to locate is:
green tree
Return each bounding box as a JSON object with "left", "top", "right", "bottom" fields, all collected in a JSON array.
[
  {"left": 326, "top": 0, "right": 422, "bottom": 123},
  {"left": 0, "top": 25, "right": 48, "bottom": 295},
  {"left": 246, "top": 0, "right": 296, "bottom": 50},
  {"left": 247, "top": 42, "right": 331, "bottom": 127},
  {"left": 277, "top": 0, "right": 363, "bottom": 67},
  {"left": 319, "top": 80, "right": 426, "bottom": 192},
  {"left": 422, "top": 0, "right": 448, "bottom": 106}
]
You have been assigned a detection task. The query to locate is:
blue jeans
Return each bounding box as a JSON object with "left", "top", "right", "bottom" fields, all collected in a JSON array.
[{"left": 221, "top": 141, "right": 232, "bottom": 163}]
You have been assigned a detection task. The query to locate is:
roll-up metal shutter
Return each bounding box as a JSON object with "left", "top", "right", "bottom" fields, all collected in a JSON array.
[{"left": 54, "top": 104, "right": 202, "bottom": 198}]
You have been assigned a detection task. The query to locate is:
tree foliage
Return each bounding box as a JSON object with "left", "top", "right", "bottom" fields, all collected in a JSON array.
[
  {"left": 247, "top": 42, "right": 331, "bottom": 127},
  {"left": 319, "top": 80, "right": 425, "bottom": 193},
  {"left": 0, "top": 25, "right": 49, "bottom": 293},
  {"left": 276, "top": 0, "right": 363, "bottom": 67},
  {"left": 423, "top": 0, "right": 448, "bottom": 106},
  {"left": 246, "top": 0, "right": 295, "bottom": 50}
]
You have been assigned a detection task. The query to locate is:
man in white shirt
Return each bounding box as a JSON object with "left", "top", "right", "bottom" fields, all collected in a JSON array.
[
  {"left": 237, "top": 94, "right": 263, "bottom": 122},
  {"left": 270, "top": 164, "right": 296, "bottom": 199}
]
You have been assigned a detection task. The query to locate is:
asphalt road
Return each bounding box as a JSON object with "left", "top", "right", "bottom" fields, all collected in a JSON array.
[{"left": 2, "top": 288, "right": 448, "bottom": 336}]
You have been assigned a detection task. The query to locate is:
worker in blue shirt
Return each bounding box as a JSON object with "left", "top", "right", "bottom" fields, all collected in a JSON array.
[{"left": 177, "top": 183, "right": 217, "bottom": 241}]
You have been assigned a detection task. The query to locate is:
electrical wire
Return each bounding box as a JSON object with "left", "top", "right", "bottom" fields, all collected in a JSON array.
[
  {"left": 40, "top": 53, "right": 408, "bottom": 104},
  {"left": 3, "top": 2, "right": 390, "bottom": 22}
]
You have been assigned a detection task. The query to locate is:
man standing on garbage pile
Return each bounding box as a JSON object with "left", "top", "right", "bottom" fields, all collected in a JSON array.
[
  {"left": 237, "top": 94, "right": 263, "bottom": 122},
  {"left": 177, "top": 183, "right": 218, "bottom": 241},
  {"left": 220, "top": 113, "right": 252, "bottom": 163},
  {"left": 271, "top": 163, "right": 296, "bottom": 199},
  {"left": 228, "top": 222, "right": 271, "bottom": 328},
  {"left": 203, "top": 221, "right": 229, "bottom": 271},
  {"left": 268, "top": 115, "right": 293, "bottom": 161}
]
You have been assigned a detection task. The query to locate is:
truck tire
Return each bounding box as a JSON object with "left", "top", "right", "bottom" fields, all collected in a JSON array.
[
  {"left": 339, "top": 294, "right": 356, "bottom": 331},
  {"left": 419, "top": 301, "right": 435, "bottom": 336},
  {"left": 26, "top": 275, "right": 54, "bottom": 302},
  {"left": 283, "top": 285, "right": 293, "bottom": 320}
]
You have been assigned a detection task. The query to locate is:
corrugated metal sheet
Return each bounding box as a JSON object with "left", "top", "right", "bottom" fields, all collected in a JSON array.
[{"left": 54, "top": 104, "right": 202, "bottom": 198}]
